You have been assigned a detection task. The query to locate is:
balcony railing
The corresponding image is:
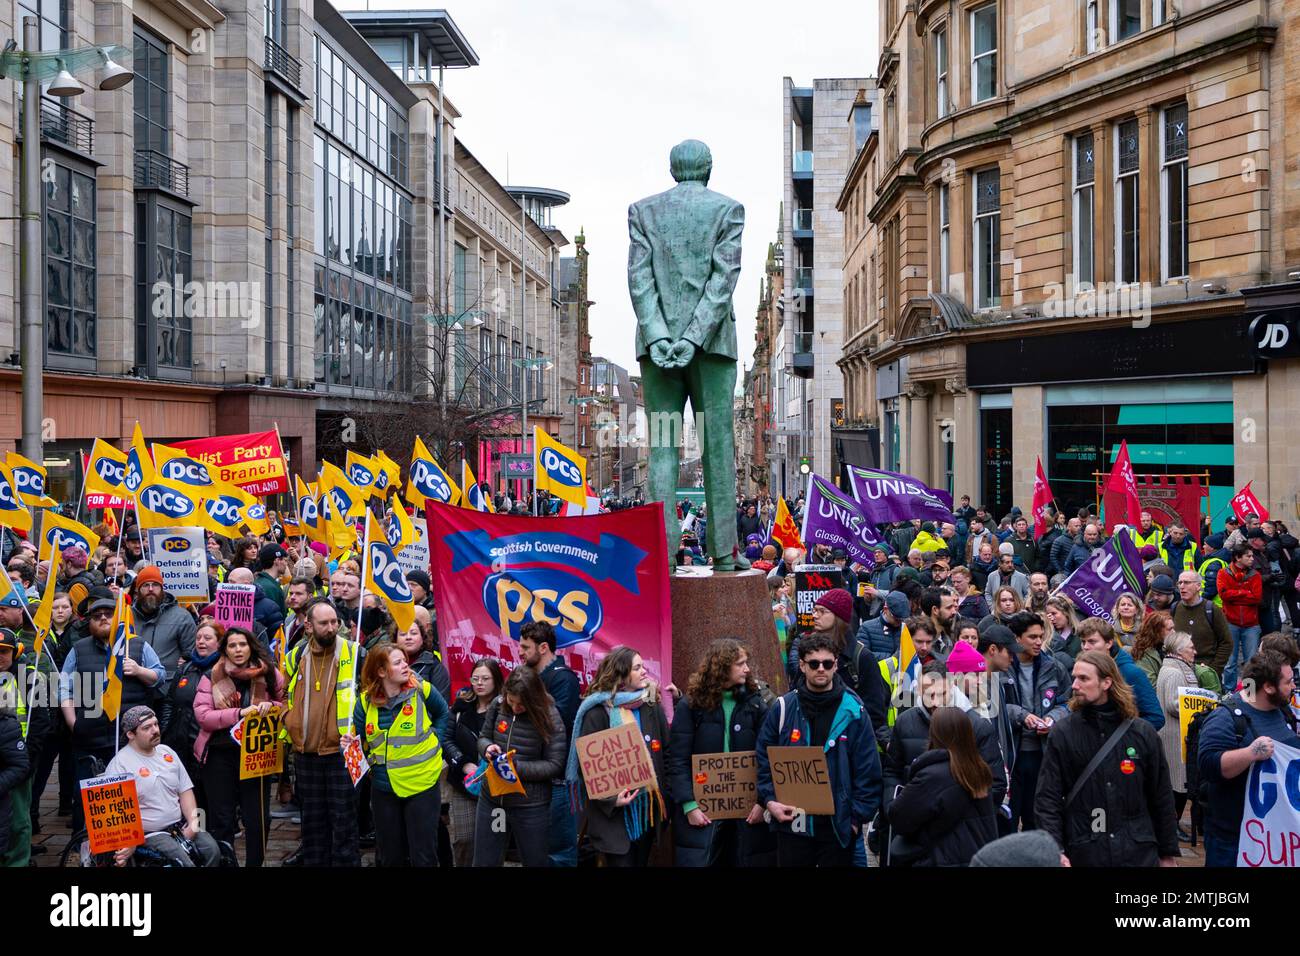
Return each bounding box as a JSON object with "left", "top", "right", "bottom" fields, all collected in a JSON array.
[
  {"left": 794, "top": 207, "right": 813, "bottom": 231},
  {"left": 793, "top": 150, "right": 814, "bottom": 174},
  {"left": 39, "top": 100, "right": 94, "bottom": 153},
  {"left": 264, "top": 36, "right": 302, "bottom": 88},
  {"left": 134, "top": 149, "right": 190, "bottom": 197}
]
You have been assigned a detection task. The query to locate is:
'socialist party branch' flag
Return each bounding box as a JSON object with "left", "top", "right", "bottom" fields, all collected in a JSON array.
[
  {"left": 801, "top": 473, "right": 882, "bottom": 568},
  {"left": 1105, "top": 439, "right": 1143, "bottom": 530},
  {"left": 846, "top": 465, "right": 954, "bottom": 524},
  {"left": 170, "top": 429, "right": 289, "bottom": 496},
  {"left": 428, "top": 501, "right": 671, "bottom": 694},
  {"left": 1230, "top": 480, "right": 1270, "bottom": 522},
  {"left": 1054, "top": 527, "right": 1147, "bottom": 625}
]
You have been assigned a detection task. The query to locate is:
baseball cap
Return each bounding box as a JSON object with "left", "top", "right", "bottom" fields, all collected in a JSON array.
[
  {"left": 85, "top": 595, "right": 117, "bottom": 616},
  {"left": 979, "top": 622, "right": 1021, "bottom": 652},
  {"left": 0, "top": 628, "right": 19, "bottom": 651},
  {"left": 259, "top": 543, "right": 288, "bottom": 565}
]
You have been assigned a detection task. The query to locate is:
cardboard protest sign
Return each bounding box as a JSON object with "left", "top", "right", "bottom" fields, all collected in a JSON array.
[
  {"left": 576, "top": 721, "right": 657, "bottom": 802},
  {"left": 692, "top": 751, "right": 757, "bottom": 820},
  {"left": 239, "top": 707, "right": 285, "bottom": 779},
  {"left": 767, "top": 745, "right": 835, "bottom": 815},
  {"left": 1238, "top": 740, "right": 1300, "bottom": 866},
  {"left": 1178, "top": 687, "right": 1218, "bottom": 760},
  {"left": 395, "top": 517, "right": 430, "bottom": 578},
  {"left": 214, "top": 582, "right": 256, "bottom": 631},
  {"left": 794, "top": 565, "right": 843, "bottom": 631},
  {"left": 79, "top": 773, "right": 146, "bottom": 855},
  {"left": 146, "top": 527, "right": 209, "bottom": 603}
]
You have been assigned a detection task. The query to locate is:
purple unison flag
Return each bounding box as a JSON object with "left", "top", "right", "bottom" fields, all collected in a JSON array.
[
  {"left": 846, "top": 466, "right": 955, "bottom": 524},
  {"left": 801, "top": 474, "right": 881, "bottom": 568},
  {"left": 1054, "top": 528, "right": 1148, "bottom": 625}
]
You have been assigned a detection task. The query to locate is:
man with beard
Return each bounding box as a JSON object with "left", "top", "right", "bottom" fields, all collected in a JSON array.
[
  {"left": 1026, "top": 572, "right": 1050, "bottom": 614},
  {"left": 120, "top": 527, "right": 144, "bottom": 566},
  {"left": 282, "top": 599, "right": 365, "bottom": 866},
  {"left": 105, "top": 705, "right": 220, "bottom": 866},
  {"left": 1064, "top": 522, "right": 1103, "bottom": 575},
  {"left": 59, "top": 594, "right": 164, "bottom": 832},
  {"left": 1196, "top": 649, "right": 1299, "bottom": 867},
  {"left": 130, "top": 566, "right": 196, "bottom": 680}
]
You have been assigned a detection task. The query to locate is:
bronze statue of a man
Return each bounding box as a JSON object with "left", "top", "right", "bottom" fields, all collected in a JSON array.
[{"left": 628, "top": 140, "right": 748, "bottom": 570}]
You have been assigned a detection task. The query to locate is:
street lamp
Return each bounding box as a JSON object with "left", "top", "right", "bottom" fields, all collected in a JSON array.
[
  {"left": 515, "top": 355, "right": 554, "bottom": 514},
  {"left": 0, "top": 23, "right": 131, "bottom": 463}
]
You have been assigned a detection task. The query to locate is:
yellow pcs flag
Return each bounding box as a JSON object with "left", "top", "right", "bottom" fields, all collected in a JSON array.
[
  {"left": 346, "top": 451, "right": 384, "bottom": 500},
  {"left": 461, "top": 460, "right": 493, "bottom": 512},
  {"left": 152, "top": 443, "right": 242, "bottom": 498},
  {"left": 0, "top": 460, "right": 33, "bottom": 533},
  {"left": 320, "top": 461, "right": 367, "bottom": 521},
  {"left": 135, "top": 473, "right": 204, "bottom": 530},
  {"left": 385, "top": 492, "right": 417, "bottom": 553},
  {"left": 123, "top": 421, "right": 153, "bottom": 496},
  {"left": 85, "top": 438, "right": 129, "bottom": 496},
  {"left": 102, "top": 591, "right": 136, "bottom": 722},
  {"left": 374, "top": 450, "right": 402, "bottom": 495},
  {"left": 533, "top": 427, "right": 587, "bottom": 508},
  {"left": 485, "top": 750, "right": 527, "bottom": 797},
  {"left": 31, "top": 547, "right": 63, "bottom": 658},
  {"left": 407, "top": 436, "right": 461, "bottom": 508},
  {"left": 5, "top": 452, "right": 57, "bottom": 508},
  {"left": 363, "top": 521, "right": 415, "bottom": 634},
  {"left": 37, "top": 512, "right": 101, "bottom": 565},
  {"left": 296, "top": 475, "right": 325, "bottom": 543}
]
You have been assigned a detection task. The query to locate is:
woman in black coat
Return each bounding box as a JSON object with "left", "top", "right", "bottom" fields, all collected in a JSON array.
[
  {"left": 887, "top": 707, "right": 999, "bottom": 867},
  {"left": 443, "top": 658, "right": 503, "bottom": 867},
  {"left": 667, "top": 638, "right": 775, "bottom": 867}
]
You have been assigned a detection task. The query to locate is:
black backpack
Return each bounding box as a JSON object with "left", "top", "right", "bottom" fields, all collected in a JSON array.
[{"left": 1185, "top": 695, "right": 1250, "bottom": 806}]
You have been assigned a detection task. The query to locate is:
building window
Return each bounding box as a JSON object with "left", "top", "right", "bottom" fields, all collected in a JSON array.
[
  {"left": 1085, "top": 0, "right": 1100, "bottom": 51},
  {"left": 1161, "top": 104, "right": 1188, "bottom": 281},
  {"left": 973, "top": 168, "right": 1001, "bottom": 309},
  {"left": 479, "top": 329, "right": 492, "bottom": 407},
  {"left": 938, "top": 184, "right": 950, "bottom": 295},
  {"left": 1113, "top": 0, "right": 1142, "bottom": 41},
  {"left": 1114, "top": 118, "right": 1140, "bottom": 284},
  {"left": 934, "top": 26, "right": 948, "bottom": 118},
  {"left": 1073, "top": 132, "right": 1095, "bottom": 288},
  {"left": 44, "top": 162, "right": 96, "bottom": 368},
  {"left": 135, "top": 197, "right": 192, "bottom": 379},
  {"left": 19, "top": 0, "right": 64, "bottom": 50},
  {"left": 264, "top": 0, "right": 283, "bottom": 45},
  {"left": 1152, "top": 0, "right": 1165, "bottom": 27},
  {"left": 971, "top": 4, "right": 997, "bottom": 103},
  {"left": 133, "top": 27, "right": 169, "bottom": 155}
]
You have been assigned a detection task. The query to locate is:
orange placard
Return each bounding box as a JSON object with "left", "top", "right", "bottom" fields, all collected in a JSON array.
[{"left": 79, "top": 773, "right": 146, "bottom": 855}]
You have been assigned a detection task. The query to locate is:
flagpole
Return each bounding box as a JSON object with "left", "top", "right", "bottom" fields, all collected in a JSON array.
[{"left": 73, "top": 454, "right": 90, "bottom": 525}]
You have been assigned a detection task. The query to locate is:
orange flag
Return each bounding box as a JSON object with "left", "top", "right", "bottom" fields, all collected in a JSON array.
[{"left": 770, "top": 497, "right": 805, "bottom": 552}]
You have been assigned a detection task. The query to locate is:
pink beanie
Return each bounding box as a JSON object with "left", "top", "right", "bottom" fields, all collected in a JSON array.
[
  {"left": 946, "top": 640, "right": 987, "bottom": 673},
  {"left": 309, "top": 540, "right": 328, "bottom": 557}
]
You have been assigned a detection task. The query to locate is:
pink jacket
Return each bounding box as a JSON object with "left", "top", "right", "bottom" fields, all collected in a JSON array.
[{"left": 193, "top": 669, "right": 286, "bottom": 764}]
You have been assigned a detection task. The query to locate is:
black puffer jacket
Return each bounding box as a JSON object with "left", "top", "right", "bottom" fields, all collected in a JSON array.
[
  {"left": 1034, "top": 702, "right": 1179, "bottom": 867},
  {"left": 888, "top": 749, "right": 999, "bottom": 866},
  {"left": 882, "top": 705, "right": 1007, "bottom": 815},
  {"left": 476, "top": 698, "right": 566, "bottom": 809},
  {"left": 445, "top": 696, "right": 488, "bottom": 795},
  {"left": 667, "top": 687, "right": 769, "bottom": 854}
]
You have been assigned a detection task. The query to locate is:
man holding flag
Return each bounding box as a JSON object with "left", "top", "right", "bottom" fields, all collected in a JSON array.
[{"left": 59, "top": 592, "right": 164, "bottom": 832}]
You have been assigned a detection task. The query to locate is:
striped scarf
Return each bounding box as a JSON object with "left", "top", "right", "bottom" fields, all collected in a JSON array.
[{"left": 565, "top": 690, "right": 667, "bottom": 842}]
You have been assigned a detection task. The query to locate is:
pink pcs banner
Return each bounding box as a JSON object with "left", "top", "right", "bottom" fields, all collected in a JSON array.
[{"left": 427, "top": 502, "right": 672, "bottom": 695}]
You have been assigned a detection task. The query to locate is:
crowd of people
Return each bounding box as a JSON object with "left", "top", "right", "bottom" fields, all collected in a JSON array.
[{"left": 0, "top": 488, "right": 1296, "bottom": 869}]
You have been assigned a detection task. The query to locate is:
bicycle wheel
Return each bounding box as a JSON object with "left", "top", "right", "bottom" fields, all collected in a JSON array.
[{"left": 58, "top": 830, "right": 97, "bottom": 867}]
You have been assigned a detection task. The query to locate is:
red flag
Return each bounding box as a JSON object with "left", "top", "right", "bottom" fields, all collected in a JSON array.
[
  {"left": 1230, "top": 481, "right": 1270, "bottom": 522},
  {"left": 1032, "top": 457, "right": 1054, "bottom": 540},
  {"left": 1106, "top": 440, "right": 1143, "bottom": 528}
]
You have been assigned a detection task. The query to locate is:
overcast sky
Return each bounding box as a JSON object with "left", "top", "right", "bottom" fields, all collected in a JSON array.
[{"left": 338, "top": 0, "right": 877, "bottom": 373}]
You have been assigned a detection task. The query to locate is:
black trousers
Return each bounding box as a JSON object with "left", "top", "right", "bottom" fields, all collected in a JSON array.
[
  {"left": 602, "top": 830, "right": 656, "bottom": 868},
  {"left": 296, "top": 751, "right": 360, "bottom": 866},
  {"left": 1010, "top": 748, "right": 1044, "bottom": 831},
  {"left": 472, "top": 798, "right": 551, "bottom": 867},
  {"left": 30, "top": 725, "right": 76, "bottom": 821},
  {"left": 372, "top": 785, "right": 439, "bottom": 866},
  {"left": 202, "top": 746, "right": 271, "bottom": 867},
  {"left": 776, "top": 823, "right": 854, "bottom": 867}
]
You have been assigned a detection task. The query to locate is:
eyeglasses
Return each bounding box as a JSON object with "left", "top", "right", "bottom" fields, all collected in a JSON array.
[{"left": 803, "top": 658, "right": 837, "bottom": 671}]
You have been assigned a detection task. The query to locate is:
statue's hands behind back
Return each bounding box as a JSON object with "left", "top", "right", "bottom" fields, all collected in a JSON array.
[
  {"left": 649, "top": 338, "right": 676, "bottom": 369},
  {"left": 667, "top": 339, "right": 695, "bottom": 369}
]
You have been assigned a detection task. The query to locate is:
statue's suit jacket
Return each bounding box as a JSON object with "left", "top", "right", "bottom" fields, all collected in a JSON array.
[{"left": 627, "top": 181, "right": 743, "bottom": 363}]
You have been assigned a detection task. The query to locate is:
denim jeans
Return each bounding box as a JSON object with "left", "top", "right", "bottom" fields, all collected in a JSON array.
[
  {"left": 1224, "top": 624, "right": 1261, "bottom": 691},
  {"left": 472, "top": 797, "right": 551, "bottom": 867},
  {"left": 546, "top": 782, "right": 577, "bottom": 867}
]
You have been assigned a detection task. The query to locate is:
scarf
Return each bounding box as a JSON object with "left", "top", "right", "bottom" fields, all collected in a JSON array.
[
  {"left": 189, "top": 648, "right": 220, "bottom": 670},
  {"left": 210, "top": 658, "right": 270, "bottom": 710},
  {"left": 565, "top": 689, "right": 667, "bottom": 842},
  {"left": 797, "top": 675, "right": 845, "bottom": 748}
]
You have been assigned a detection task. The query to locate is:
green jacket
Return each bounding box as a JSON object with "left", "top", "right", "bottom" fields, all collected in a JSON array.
[{"left": 628, "top": 181, "right": 743, "bottom": 361}]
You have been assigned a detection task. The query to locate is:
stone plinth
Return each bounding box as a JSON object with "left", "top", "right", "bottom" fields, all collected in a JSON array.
[{"left": 669, "top": 571, "right": 787, "bottom": 694}]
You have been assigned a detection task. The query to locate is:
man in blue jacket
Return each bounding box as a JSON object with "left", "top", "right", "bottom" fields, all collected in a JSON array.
[
  {"left": 1076, "top": 617, "right": 1164, "bottom": 731},
  {"left": 756, "top": 633, "right": 882, "bottom": 867}
]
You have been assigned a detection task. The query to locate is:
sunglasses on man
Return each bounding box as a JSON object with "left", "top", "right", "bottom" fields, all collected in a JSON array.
[{"left": 803, "top": 658, "right": 837, "bottom": 671}]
